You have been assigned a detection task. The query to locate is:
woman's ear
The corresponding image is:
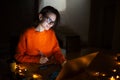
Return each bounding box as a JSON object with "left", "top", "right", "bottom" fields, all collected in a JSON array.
[{"left": 39, "top": 14, "right": 43, "bottom": 21}]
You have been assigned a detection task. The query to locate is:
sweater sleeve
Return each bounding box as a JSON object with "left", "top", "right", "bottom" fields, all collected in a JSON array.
[
  {"left": 14, "top": 33, "right": 27, "bottom": 62},
  {"left": 14, "top": 31, "right": 40, "bottom": 63},
  {"left": 16, "top": 33, "right": 27, "bottom": 55},
  {"left": 52, "top": 34, "right": 66, "bottom": 64},
  {"left": 53, "top": 44, "right": 66, "bottom": 64}
]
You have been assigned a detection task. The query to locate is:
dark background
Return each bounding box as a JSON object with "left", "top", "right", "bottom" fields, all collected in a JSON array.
[
  {"left": 0, "top": 0, "right": 120, "bottom": 56},
  {"left": 0, "top": 0, "right": 120, "bottom": 79}
]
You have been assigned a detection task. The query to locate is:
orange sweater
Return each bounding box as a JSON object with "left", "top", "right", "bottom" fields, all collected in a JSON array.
[{"left": 14, "top": 27, "right": 66, "bottom": 64}]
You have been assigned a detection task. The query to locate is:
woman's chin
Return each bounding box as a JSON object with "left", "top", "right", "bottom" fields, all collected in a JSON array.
[{"left": 45, "top": 28, "right": 50, "bottom": 30}]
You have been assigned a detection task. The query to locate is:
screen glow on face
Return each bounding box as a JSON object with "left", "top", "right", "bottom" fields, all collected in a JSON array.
[{"left": 44, "top": 16, "right": 55, "bottom": 25}]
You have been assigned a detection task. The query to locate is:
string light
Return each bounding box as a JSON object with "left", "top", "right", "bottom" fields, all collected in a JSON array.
[
  {"left": 33, "top": 74, "right": 42, "bottom": 79},
  {"left": 112, "top": 69, "right": 117, "bottom": 72},
  {"left": 116, "top": 75, "right": 119, "bottom": 79},
  {"left": 110, "top": 76, "right": 115, "bottom": 80}
]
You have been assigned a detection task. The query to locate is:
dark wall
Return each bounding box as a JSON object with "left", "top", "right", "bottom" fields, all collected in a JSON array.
[
  {"left": 0, "top": 0, "right": 38, "bottom": 54},
  {"left": 88, "top": 0, "right": 119, "bottom": 50}
]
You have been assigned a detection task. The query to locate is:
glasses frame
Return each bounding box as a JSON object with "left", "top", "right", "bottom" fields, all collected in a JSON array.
[{"left": 44, "top": 16, "right": 55, "bottom": 25}]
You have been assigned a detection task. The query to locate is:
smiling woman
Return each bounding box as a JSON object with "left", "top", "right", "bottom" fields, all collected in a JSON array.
[
  {"left": 13, "top": 6, "right": 67, "bottom": 80},
  {"left": 14, "top": 5, "right": 66, "bottom": 65}
]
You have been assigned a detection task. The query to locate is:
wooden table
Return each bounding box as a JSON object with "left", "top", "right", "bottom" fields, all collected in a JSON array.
[
  {"left": 13, "top": 63, "right": 61, "bottom": 80},
  {"left": 12, "top": 49, "right": 120, "bottom": 80},
  {"left": 56, "top": 49, "right": 120, "bottom": 80},
  {"left": 11, "top": 50, "right": 98, "bottom": 80}
]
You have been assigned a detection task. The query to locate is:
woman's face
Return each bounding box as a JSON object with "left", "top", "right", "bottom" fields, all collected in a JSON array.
[{"left": 39, "top": 13, "right": 56, "bottom": 30}]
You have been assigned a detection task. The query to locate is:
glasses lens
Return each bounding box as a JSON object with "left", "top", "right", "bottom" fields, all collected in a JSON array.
[{"left": 44, "top": 16, "right": 55, "bottom": 24}]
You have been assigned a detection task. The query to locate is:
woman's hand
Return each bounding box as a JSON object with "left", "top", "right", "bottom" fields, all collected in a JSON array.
[
  {"left": 40, "top": 56, "right": 49, "bottom": 64},
  {"left": 61, "top": 60, "right": 67, "bottom": 67},
  {"left": 38, "top": 51, "right": 49, "bottom": 64}
]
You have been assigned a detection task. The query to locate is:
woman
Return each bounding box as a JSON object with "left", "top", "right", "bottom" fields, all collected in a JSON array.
[{"left": 14, "top": 6, "right": 67, "bottom": 67}]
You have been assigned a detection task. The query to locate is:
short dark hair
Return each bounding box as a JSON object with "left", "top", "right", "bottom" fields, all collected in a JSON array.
[{"left": 39, "top": 6, "right": 60, "bottom": 28}]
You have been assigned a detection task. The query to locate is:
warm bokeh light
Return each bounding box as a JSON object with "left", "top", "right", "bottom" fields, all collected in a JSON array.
[
  {"left": 19, "top": 69, "right": 22, "bottom": 73},
  {"left": 90, "top": 71, "right": 106, "bottom": 77},
  {"left": 33, "top": 74, "right": 42, "bottom": 79},
  {"left": 112, "top": 69, "right": 117, "bottom": 72},
  {"left": 10, "top": 62, "right": 17, "bottom": 72},
  {"left": 102, "top": 73, "right": 106, "bottom": 76},
  {"left": 110, "top": 76, "right": 116, "bottom": 80},
  {"left": 116, "top": 62, "right": 120, "bottom": 65},
  {"left": 114, "top": 56, "right": 117, "bottom": 60},
  {"left": 92, "top": 72, "right": 100, "bottom": 76},
  {"left": 116, "top": 75, "right": 119, "bottom": 79}
]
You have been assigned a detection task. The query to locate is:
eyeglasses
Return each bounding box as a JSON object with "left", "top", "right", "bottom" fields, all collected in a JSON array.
[{"left": 44, "top": 16, "right": 55, "bottom": 25}]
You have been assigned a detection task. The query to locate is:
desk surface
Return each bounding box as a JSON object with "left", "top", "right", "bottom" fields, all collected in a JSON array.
[
  {"left": 14, "top": 63, "right": 61, "bottom": 80},
  {"left": 57, "top": 49, "right": 120, "bottom": 80},
  {"left": 87, "top": 50, "right": 120, "bottom": 80},
  {"left": 13, "top": 49, "right": 120, "bottom": 80}
]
